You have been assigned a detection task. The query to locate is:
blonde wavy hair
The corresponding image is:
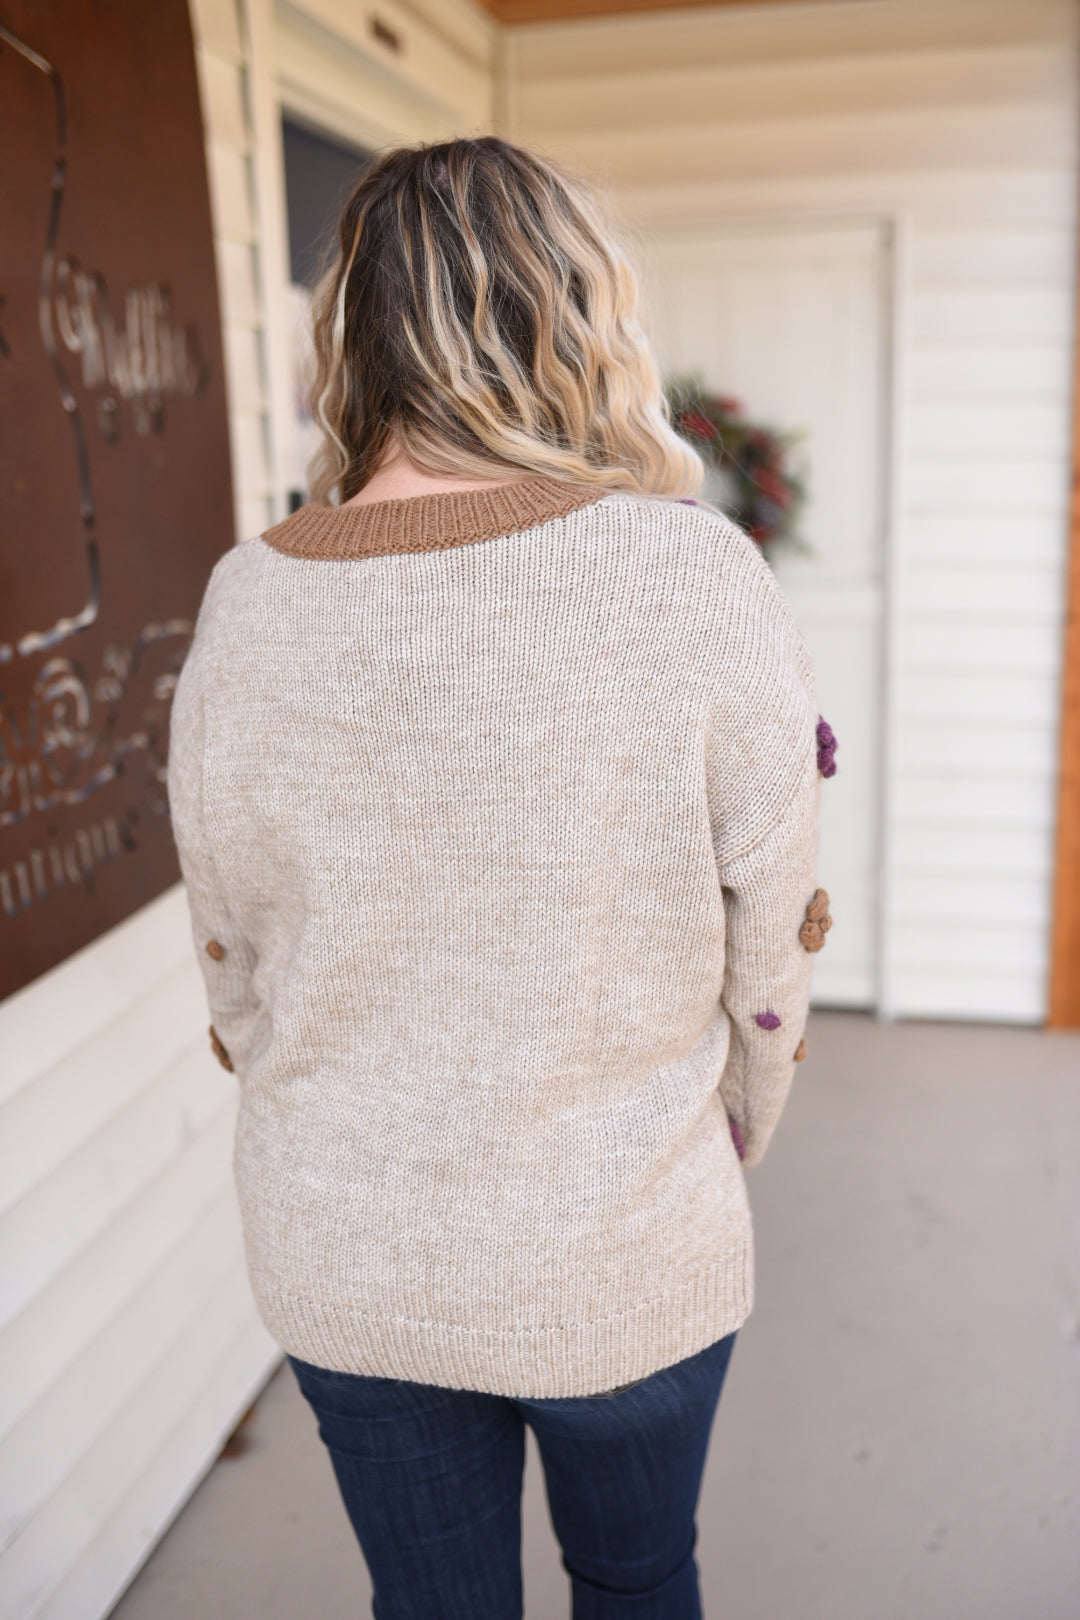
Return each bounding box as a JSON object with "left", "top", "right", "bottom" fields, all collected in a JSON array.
[{"left": 307, "top": 136, "right": 702, "bottom": 503}]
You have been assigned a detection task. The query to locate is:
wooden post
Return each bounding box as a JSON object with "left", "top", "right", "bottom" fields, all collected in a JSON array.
[{"left": 1049, "top": 246, "right": 1080, "bottom": 1026}]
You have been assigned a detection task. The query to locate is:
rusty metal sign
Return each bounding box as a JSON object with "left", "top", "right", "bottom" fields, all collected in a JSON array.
[{"left": 0, "top": 1, "right": 234, "bottom": 1000}]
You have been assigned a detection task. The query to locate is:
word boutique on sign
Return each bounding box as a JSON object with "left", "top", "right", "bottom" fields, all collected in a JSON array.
[{"left": 0, "top": 808, "right": 140, "bottom": 921}]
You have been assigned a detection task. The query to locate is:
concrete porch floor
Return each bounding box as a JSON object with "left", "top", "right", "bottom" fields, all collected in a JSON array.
[{"left": 109, "top": 1011, "right": 1080, "bottom": 1620}]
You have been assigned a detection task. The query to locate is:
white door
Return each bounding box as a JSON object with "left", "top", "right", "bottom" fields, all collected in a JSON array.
[{"left": 642, "top": 220, "right": 890, "bottom": 1008}]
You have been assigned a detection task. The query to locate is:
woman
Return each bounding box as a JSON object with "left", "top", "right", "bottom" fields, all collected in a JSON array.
[{"left": 168, "top": 136, "right": 827, "bottom": 1619}]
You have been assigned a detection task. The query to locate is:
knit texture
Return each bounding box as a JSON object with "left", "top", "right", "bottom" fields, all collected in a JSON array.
[{"left": 167, "top": 481, "right": 821, "bottom": 1398}]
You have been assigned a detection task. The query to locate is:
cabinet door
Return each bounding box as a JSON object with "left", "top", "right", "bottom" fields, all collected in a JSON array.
[{"left": 644, "top": 220, "right": 890, "bottom": 1008}]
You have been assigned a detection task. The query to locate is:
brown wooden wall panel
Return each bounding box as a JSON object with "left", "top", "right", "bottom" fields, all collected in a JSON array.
[{"left": 0, "top": 1, "right": 234, "bottom": 1000}]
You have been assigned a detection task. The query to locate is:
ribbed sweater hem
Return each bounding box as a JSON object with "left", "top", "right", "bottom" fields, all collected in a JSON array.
[{"left": 251, "top": 1246, "right": 753, "bottom": 1398}]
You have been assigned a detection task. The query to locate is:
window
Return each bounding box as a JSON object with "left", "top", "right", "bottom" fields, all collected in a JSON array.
[{"left": 282, "top": 117, "right": 372, "bottom": 289}]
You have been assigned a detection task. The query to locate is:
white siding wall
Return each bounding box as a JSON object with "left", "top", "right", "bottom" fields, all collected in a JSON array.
[
  {"left": 0, "top": 891, "right": 279, "bottom": 1620},
  {"left": 504, "top": 0, "right": 1079, "bottom": 1023}
]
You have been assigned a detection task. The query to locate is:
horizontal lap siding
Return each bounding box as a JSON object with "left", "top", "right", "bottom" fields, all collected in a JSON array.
[
  {"left": 0, "top": 1035, "right": 229, "bottom": 1338},
  {"left": 0, "top": 2, "right": 288, "bottom": 1614},
  {"left": 33, "top": 1312, "right": 274, "bottom": 1620},
  {"left": 505, "top": 0, "right": 1079, "bottom": 1022},
  {"left": 0, "top": 890, "right": 278, "bottom": 1620},
  {"left": 898, "top": 137, "right": 1073, "bottom": 1020}
]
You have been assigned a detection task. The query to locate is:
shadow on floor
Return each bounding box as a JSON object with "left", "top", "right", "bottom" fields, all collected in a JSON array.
[{"left": 110, "top": 1012, "right": 1080, "bottom": 1620}]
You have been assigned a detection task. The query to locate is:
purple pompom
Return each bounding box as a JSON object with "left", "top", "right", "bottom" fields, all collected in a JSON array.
[
  {"left": 728, "top": 1116, "right": 747, "bottom": 1162},
  {"left": 755, "top": 1010, "right": 782, "bottom": 1030},
  {"left": 816, "top": 715, "right": 838, "bottom": 778}
]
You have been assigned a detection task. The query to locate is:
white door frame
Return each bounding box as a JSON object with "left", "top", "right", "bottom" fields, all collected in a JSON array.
[{"left": 876, "top": 209, "right": 911, "bottom": 1024}]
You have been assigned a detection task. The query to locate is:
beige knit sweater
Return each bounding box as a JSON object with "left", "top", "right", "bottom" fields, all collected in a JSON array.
[{"left": 167, "top": 478, "right": 824, "bottom": 1398}]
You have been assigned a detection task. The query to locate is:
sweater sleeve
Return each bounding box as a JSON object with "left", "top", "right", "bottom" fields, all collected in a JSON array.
[
  {"left": 167, "top": 649, "right": 260, "bottom": 1077},
  {"left": 716, "top": 759, "right": 820, "bottom": 1168},
  {"left": 697, "top": 515, "right": 823, "bottom": 1168}
]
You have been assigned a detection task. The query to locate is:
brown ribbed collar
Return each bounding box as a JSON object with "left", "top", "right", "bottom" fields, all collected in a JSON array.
[{"left": 261, "top": 477, "right": 605, "bottom": 560}]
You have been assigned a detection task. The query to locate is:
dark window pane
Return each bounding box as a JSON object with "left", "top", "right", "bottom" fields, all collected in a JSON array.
[{"left": 282, "top": 117, "right": 372, "bottom": 288}]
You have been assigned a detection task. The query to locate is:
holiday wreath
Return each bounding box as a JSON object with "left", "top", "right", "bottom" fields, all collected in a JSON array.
[{"left": 666, "top": 375, "right": 807, "bottom": 551}]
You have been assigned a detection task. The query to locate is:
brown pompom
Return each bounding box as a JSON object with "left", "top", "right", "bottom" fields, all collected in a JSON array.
[
  {"left": 800, "top": 887, "right": 834, "bottom": 952},
  {"left": 209, "top": 1025, "right": 235, "bottom": 1073},
  {"left": 806, "top": 888, "right": 830, "bottom": 923},
  {"left": 205, "top": 939, "right": 226, "bottom": 961},
  {"left": 793, "top": 1038, "right": 807, "bottom": 1062}
]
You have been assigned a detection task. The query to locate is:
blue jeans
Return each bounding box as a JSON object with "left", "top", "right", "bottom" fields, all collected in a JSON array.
[{"left": 288, "top": 1331, "right": 736, "bottom": 1619}]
